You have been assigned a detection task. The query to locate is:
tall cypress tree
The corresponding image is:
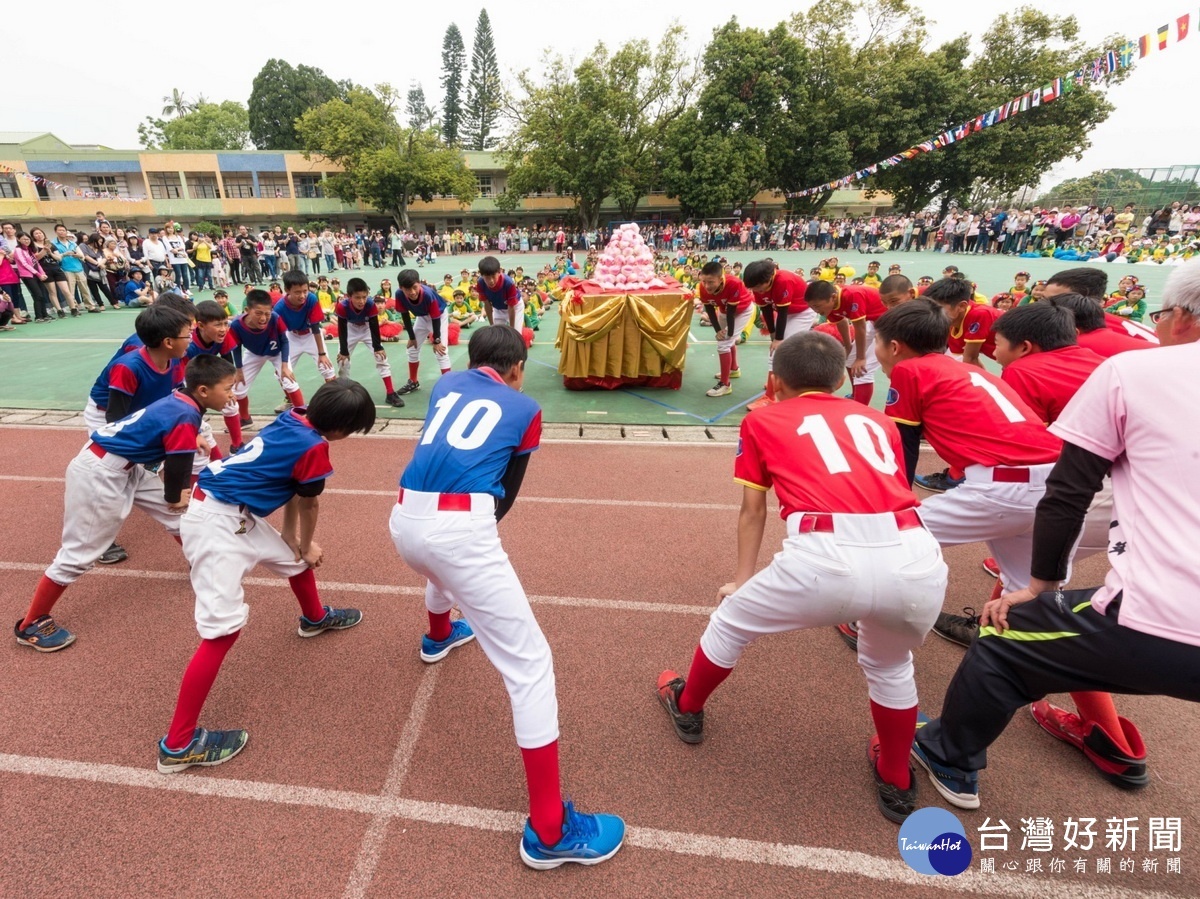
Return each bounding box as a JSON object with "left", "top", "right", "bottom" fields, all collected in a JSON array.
[
  {"left": 464, "top": 9, "right": 501, "bottom": 151},
  {"left": 440, "top": 24, "right": 466, "bottom": 145}
]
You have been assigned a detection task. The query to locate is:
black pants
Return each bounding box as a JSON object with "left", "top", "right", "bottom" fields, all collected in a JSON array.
[
  {"left": 917, "top": 589, "right": 1200, "bottom": 772},
  {"left": 22, "top": 277, "right": 51, "bottom": 319},
  {"left": 229, "top": 258, "right": 241, "bottom": 284},
  {"left": 87, "top": 277, "right": 114, "bottom": 309}
]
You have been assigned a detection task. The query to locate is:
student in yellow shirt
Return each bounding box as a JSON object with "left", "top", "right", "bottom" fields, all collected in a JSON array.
[
  {"left": 862, "top": 261, "right": 882, "bottom": 289},
  {"left": 438, "top": 273, "right": 457, "bottom": 306}
]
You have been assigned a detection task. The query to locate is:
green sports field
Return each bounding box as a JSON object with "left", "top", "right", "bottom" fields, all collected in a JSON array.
[{"left": 0, "top": 249, "right": 1170, "bottom": 427}]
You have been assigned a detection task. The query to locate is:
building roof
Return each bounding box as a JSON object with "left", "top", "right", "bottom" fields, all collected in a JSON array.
[{"left": 0, "top": 132, "right": 76, "bottom": 152}]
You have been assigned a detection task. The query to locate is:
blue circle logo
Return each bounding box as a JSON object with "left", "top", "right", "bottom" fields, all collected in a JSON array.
[
  {"left": 897, "top": 807, "right": 972, "bottom": 876},
  {"left": 885, "top": 387, "right": 898, "bottom": 406}
]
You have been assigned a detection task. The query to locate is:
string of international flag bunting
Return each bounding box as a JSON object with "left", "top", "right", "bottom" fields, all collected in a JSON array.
[{"left": 786, "top": 12, "right": 1197, "bottom": 199}]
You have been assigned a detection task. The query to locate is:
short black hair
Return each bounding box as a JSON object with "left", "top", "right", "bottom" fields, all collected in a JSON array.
[
  {"left": 879, "top": 274, "right": 912, "bottom": 295},
  {"left": 478, "top": 256, "right": 501, "bottom": 277},
  {"left": 992, "top": 303, "right": 1077, "bottom": 352},
  {"left": 804, "top": 280, "right": 837, "bottom": 304},
  {"left": 741, "top": 259, "right": 776, "bottom": 289},
  {"left": 924, "top": 277, "right": 974, "bottom": 305},
  {"left": 135, "top": 305, "right": 193, "bottom": 348},
  {"left": 185, "top": 354, "right": 237, "bottom": 390},
  {"left": 282, "top": 269, "right": 309, "bottom": 291},
  {"left": 193, "top": 300, "right": 228, "bottom": 324},
  {"left": 468, "top": 324, "right": 527, "bottom": 375},
  {"left": 397, "top": 269, "right": 422, "bottom": 289},
  {"left": 1043, "top": 292, "right": 1105, "bottom": 333},
  {"left": 1047, "top": 267, "right": 1107, "bottom": 299},
  {"left": 773, "top": 332, "right": 846, "bottom": 392},
  {"left": 244, "top": 288, "right": 274, "bottom": 309},
  {"left": 305, "top": 379, "right": 376, "bottom": 436},
  {"left": 874, "top": 299, "right": 949, "bottom": 355},
  {"left": 154, "top": 292, "right": 195, "bottom": 318},
  {"left": 699, "top": 261, "right": 723, "bottom": 277},
  {"left": 346, "top": 277, "right": 369, "bottom": 295}
]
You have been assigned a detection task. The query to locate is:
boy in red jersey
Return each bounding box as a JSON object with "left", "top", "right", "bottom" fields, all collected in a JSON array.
[
  {"left": 1043, "top": 293, "right": 1155, "bottom": 359},
  {"left": 924, "top": 277, "right": 1002, "bottom": 367},
  {"left": 804, "top": 280, "right": 887, "bottom": 405},
  {"left": 697, "top": 261, "right": 755, "bottom": 397},
  {"left": 655, "top": 331, "right": 946, "bottom": 823},
  {"left": 1042, "top": 268, "right": 1159, "bottom": 344},
  {"left": 742, "top": 259, "right": 816, "bottom": 405}
]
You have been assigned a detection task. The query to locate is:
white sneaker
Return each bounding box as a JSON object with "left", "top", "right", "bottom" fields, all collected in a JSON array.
[{"left": 706, "top": 382, "right": 733, "bottom": 397}]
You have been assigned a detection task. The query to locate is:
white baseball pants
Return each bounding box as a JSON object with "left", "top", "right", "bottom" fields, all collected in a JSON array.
[
  {"left": 408, "top": 316, "right": 451, "bottom": 373},
  {"left": 700, "top": 512, "right": 946, "bottom": 709},
  {"left": 767, "top": 308, "right": 817, "bottom": 371},
  {"left": 288, "top": 330, "right": 337, "bottom": 380},
  {"left": 847, "top": 321, "right": 881, "bottom": 385},
  {"left": 338, "top": 323, "right": 391, "bottom": 380},
  {"left": 83, "top": 398, "right": 107, "bottom": 433},
  {"left": 492, "top": 301, "right": 524, "bottom": 329},
  {"left": 233, "top": 352, "right": 299, "bottom": 399},
  {"left": 717, "top": 308, "right": 754, "bottom": 354},
  {"left": 389, "top": 491, "right": 559, "bottom": 749}
]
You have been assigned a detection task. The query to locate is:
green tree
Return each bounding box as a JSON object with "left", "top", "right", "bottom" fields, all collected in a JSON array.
[
  {"left": 296, "top": 84, "right": 477, "bottom": 228},
  {"left": 441, "top": 23, "right": 466, "bottom": 145},
  {"left": 192, "top": 220, "right": 224, "bottom": 239},
  {"left": 248, "top": 59, "right": 345, "bottom": 150},
  {"left": 464, "top": 9, "right": 502, "bottom": 150},
  {"left": 138, "top": 101, "right": 250, "bottom": 150},
  {"left": 161, "top": 88, "right": 195, "bottom": 118},
  {"left": 1037, "top": 169, "right": 1200, "bottom": 212},
  {"left": 499, "top": 28, "right": 694, "bottom": 228},
  {"left": 406, "top": 83, "right": 438, "bottom": 131}
]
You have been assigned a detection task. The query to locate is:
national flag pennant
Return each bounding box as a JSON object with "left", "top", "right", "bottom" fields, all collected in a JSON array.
[
  {"left": 1105, "top": 50, "right": 1118, "bottom": 73},
  {"left": 1030, "top": 90, "right": 1041, "bottom": 108},
  {"left": 1158, "top": 24, "right": 1169, "bottom": 49},
  {"left": 1179, "top": 14, "right": 1190, "bottom": 41},
  {"left": 919, "top": 139, "right": 935, "bottom": 152},
  {"left": 972, "top": 115, "right": 984, "bottom": 132},
  {"left": 1091, "top": 58, "right": 1104, "bottom": 80},
  {"left": 1120, "top": 40, "right": 1136, "bottom": 66},
  {"left": 1139, "top": 34, "right": 1153, "bottom": 57},
  {"left": 1052, "top": 77, "right": 1063, "bottom": 97},
  {"left": 983, "top": 109, "right": 998, "bottom": 127},
  {"left": 1018, "top": 93, "right": 1031, "bottom": 112},
  {"left": 995, "top": 103, "right": 1009, "bottom": 122},
  {"left": 1041, "top": 83, "right": 1056, "bottom": 104}
]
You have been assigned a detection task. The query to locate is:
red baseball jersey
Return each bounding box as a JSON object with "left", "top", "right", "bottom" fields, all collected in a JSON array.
[
  {"left": 947, "top": 303, "right": 1002, "bottom": 358},
  {"left": 752, "top": 269, "right": 809, "bottom": 312},
  {"left": 1104, "top": 312, "right": 1158, "bottom": 344},
  {"left": 885, "top": 353, "right": 1061, "bottom": 470},
  {"left": 1000, "top": 345, "right": 1104, "bottom": 425},
  {"left": 735, "top": 392, "right": 917, "bottom": 518},
  {"left": 1077, "top": 327, "right": 1155, "bottom": 359},
  {"left": 826, "top": 285, "right": 887, "bottom": 324},
  {"left": 698, "top": 274, "right": 754, "bottom": 314}
]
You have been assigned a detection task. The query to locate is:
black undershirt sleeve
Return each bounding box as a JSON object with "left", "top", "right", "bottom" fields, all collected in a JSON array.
[
  {"left": 773, "top": 304, "right": 790, "bottom": 341},
  {"left": 1031, "top": 442, "right": 1112, "bottom": 583},
  {"left": 431, "top": 314, "right": 442, "bottom": 343},
  {"left": 704, "top": 303, "right": 720, "bottom": 332},
  {"left": 401, "top": 309, "right": 415, "bottom": 341},
  {"left": 369, "top": 317, "right": 383, "bottom": 352},
  {"left": 725, "top": 306, "right": 736, "bottom": 336},
  {"left": 760, "top": 306, "right": 776, "bottom": 334},
  {"left": 495, "top": 453, "right": 531, "bottom": 522},
  {"left": 162, "top": 454, "right": 193, "bottom": 504},
  {"left": 232, "top": 345, "right": 243, "bottom": 367},
  {"left": 293, "top": 478, "right": 326, "bottom": 498},
  {"left": 897, "top": 423, "right": 923, "bottom": 487},
  {"left": 337, "top": 318, "right": 349, "bottom": 357},
  {"left": 105, "top": 390, "right": 132, "bottom": 423}
]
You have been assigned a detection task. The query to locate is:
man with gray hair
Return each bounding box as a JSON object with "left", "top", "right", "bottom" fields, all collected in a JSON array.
[{"left": 910, "top": 259, "right": 1200, "bottom": 811}]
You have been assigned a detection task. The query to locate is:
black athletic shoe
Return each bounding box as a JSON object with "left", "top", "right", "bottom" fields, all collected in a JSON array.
[
  {"left": 655, "top": 670, "right": 704, "bottom": 744},
  {"left": 836, "top": 622, "right": 859, "bottom": 651},
  {"left": 868, "top": 735, "right": 918, "bottom": 823},
  {"left": 97, "top": 542, "right": 128, "bottom": 565},
  {"left": 932, "top": 608, "right": 980, "bottom": 647},
  {"left": 397, "top": 379, "right": 420, "bottom": 395},
  {"left": 385, "top": 391, "right": 406, "bottom": 408},
  {"left": 914, "top": 468, "right": 965, "bottom": 493}
]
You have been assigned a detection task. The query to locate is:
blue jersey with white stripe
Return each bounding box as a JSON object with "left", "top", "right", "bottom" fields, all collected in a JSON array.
[
  {"left": 230, "top": 312, "right": 288, "bottom": 359},
  {"left": 91, "top": 392, "right": 202, "bottom": 465},
  {"left": 274, "top": 292, "right": 323, "bottom": 334},
  {"left": 107, "top": 347, "right": 186, "bottom": 413},
  {"left": 89, "top": 334, "right": 143, "bottom": 408}
]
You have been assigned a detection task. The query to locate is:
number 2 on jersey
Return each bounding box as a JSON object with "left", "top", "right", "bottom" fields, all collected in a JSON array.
[
  {"left": 796, "top": 413, "right": 897, "bottom": 476},
  {"left": 421, "top": 392, "right": 502, "bottom": 451}
]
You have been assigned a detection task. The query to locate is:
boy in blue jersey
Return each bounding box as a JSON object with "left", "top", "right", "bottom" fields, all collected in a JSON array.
[
  {"left": 15, "top": 356, "right": 238, "bottom": 652},
  {"left": 158, "top": 380, "right": 376, "bottom": 773},
  {"left": 476, "top": 255, "right": 523, "bottom": 328},
  {"left": 390, "top": 325, "right": 625, "bottom": 869},
  {"left": 334, "top": 277, "right": 404, "bottom": 408},
  {"left": 186, "top": 300, "right": 246, "bottom": 452},
  {"left": 274, "top": 270, "right": 336, "bottom": 407},
  {"left": 395, "top": 268, "right": 450, "bottom": 395},
  {"left": 104, "top": 305, "right": 193, "bottom": 425},
  {"left": 230, "top": 290, "right": 306, "bottom": 428}
]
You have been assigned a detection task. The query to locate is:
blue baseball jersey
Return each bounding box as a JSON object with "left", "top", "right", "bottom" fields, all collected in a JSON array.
[
  {"left": 108, "top": 347, "right": 186, "bottom": 413},
  {"left": 89, "top": 334, "right": 143, "bottom": 408},
  {"left": 186, "top": 328, "right": 238, "bottom": 360},
  {"left": 230, "top": 312, "right": 289, "bottom": 360},
  {"left": 399, "top": 368, "right": 541, "bottom": 499},
  {"left": 335, "top": 296, "right": 378, "bottom": 324},
  {"left": 197, "top": 411, "right": 333, "bottom": 517},
  {"left": 274, "top": 292, "right": 324, "bottom": 334},
  {"left": 476, "top": 275, "right": 520, "bottom": 310},
  {"left": 398, "top": 285, "right": 443, "bottom": 319},
  {"left": 90, "top": 392, "right": 203, "bottom": 465}
]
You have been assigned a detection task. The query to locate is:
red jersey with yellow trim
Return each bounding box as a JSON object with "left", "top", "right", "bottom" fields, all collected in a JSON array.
[
  {"left": 1104, "top": 312, "right": 1159, "bottom": 344},
  {"left": 1000, "top": 345, "right": 1104, "bottom": 425},
  {"left": 698, "top": 274, "right": 754, "bottom": 314},
  {"left": 734, "top": 392, "right": 917, "bottom": 519},
  {"left": 826, "top": 285, "right": 887, "bottom": 324},
  {"left": 1077, "top": 327, "right": 1155, "bottom": 359},
  {"left": 885, "top": 353, "right": 1061, "bottom": 470},
  {"left": 752, "top": 269, "right": 809, "bottom": 312},
  {"left": 947, "top": 303, "right": 1002, "bottom": 358}
]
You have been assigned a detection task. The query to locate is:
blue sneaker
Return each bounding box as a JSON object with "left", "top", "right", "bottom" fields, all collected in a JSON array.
[
  {"left": 914, "top": 469, "right": 965, "bottom": 493},
  {"left": 420, "top": 618, "right": 475, "bottom": 663},
  {"left": 911, "top": 712, "right": 980, "bottom": 809},
  {"left": 298, "top": 605, "right": 362, "bottom": 638},
  {"left": 519, "top": 800, "right": 626, "bottom": 870},
  {"left": 14, "top": 615, "right": 76, "bottom": 653},
  {"left": 157, "top": 727, "right": 248, "bottom": 774}
]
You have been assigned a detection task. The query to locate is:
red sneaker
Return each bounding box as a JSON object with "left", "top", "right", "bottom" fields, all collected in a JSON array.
[
  {"left": 1029, "top": 700, "right": 1149, "bottom": 789},
  {"left": 981, "top": 557, "right": 1000, "bottom": 578},
  {"left": 835, "top": 622, "right": 859, "bottom": 651}
]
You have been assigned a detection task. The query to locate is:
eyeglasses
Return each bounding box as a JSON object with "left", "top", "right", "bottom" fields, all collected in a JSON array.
[{"left": 1149, "top": 307, "right": 1177, "bottom": 324}]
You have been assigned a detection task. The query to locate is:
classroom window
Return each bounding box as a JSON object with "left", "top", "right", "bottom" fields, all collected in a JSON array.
[
  {"left": 147, "top": 172, "right": 184, "bottom": 200},
  {"left": 0, "top": 174, "right": 20, "bottom": 198},
  {"left": 187, "top": 173, "right": 221, "bottom": 199},
  {"left": 476, "top": 175, "right": 493, "bottom": 198},
  {"left": 293, "top": 174, "right": 324, "bottom": 199},
  {"left": 221, "top": 173, "right": 255, "bottom": 198},
  {"left": 257, "top": 173, "right": 290, "bottom": 198}
]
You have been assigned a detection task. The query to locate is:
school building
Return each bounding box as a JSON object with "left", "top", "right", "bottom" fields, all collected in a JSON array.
[{"left": 0, "top": 132, "right": 893, "bottom": 233}]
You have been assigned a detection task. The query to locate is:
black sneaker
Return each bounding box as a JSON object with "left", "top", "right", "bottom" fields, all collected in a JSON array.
[
  {"left": 56, "top": 309, "right": 66, "bottom": 319},
  {"left": 274, "top": 401, "right": 293, "bottom": 414},
  {"left": 835, "top": 622, "right": 859, "bottom": 650},
  {"left": 868, "top": 735, "right": 918, "bottom": 823},
  {"left": 97, "top": 542, "right": 128, "bottom": 565},
  {"left": 397, "top": 379, "right": 420, "bottom": 395},
  {"left": 914, "top": 468, "right": 965, "bottom": 493},
  {"left": 932, "top": 608, "right": 980, "bottom": 647},
  {"left": 655, "top": 670, "right": 704, "bottom": 744},
  {"left": 385, "top": 391, "right": 406, "bottom": 408},
  {"left": 239, "top": 416, "right": 253, "bottom": 427}
]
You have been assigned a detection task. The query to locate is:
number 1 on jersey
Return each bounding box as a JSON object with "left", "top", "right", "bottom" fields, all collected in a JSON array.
[{"left": 968, "top": 371, "right": 1026, "bottom": 424}]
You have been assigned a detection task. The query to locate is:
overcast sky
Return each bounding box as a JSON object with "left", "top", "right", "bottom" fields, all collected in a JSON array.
[{"left": 2, "top": 0, "right": 1192, "bottom": 191}]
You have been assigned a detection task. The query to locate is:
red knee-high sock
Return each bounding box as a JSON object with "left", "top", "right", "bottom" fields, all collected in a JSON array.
[
  {"left": 677, "top": 645, "right": 733, "bottom": 714},
  {"left": 286, "top": 387, "right": 306, "bottom": 407},
  {"left": 852, "top": 382, "right": 874, "bottom": 405},
  {"left": 870, "top": 700, "right": 917, "bottom": 789},
  {"left": 172, "top": 534, "right": 182, "bottom": 546},
  {"left": 288, "top": 569, "right": 325, "bottom": 622},
  {"left": 729, "top": 344, "right": 738, "bottom": 371},
  {"left": 948, "top": 465, "right": 965, "bottom": 479},
  {"left": 208, "top": 445, "right": 223, "bottom": 462},
  {"left": 165, "top": 631, "right": 240, "bottom": 751},
  {"left": 718, "top": 351, "right": 732, "bottom": 386},
  {"left": 1070, "top": 692, "right": 1134, "bottom": 755},
  {"left": 224, "top": 414, "right": 243, "bottom": 445},
  {"left": 408, "top": 361, "right": 419, "bottom": 381},
  {"left": 521, "top": 741, "right": 565, "bottom": 847},
  {"left": 382, "top": 375, "right": 396, "bottom": 394},
  {"left": 22, "top": 576, "right": 67, "bottom": 629},
  {"left": 427, "top": 610, "right": 452, "bottom": 642},
  {"left": 236, "top": 397, "right": 250, "bottom": 419}
]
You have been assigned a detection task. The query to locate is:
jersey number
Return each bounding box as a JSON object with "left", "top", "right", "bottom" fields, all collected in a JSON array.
[
  {"left": 95, "top": 407, "right": 146, "bottom": 437},
  {"left": 796, "top": 414, "right": 897, "bottom": 476},
  {"left": 207, "top": 436, "right": 264, "bottom": 474},
  {"left": 968, "top": 371, "right": 1026, "bottom": 424},
  {"left": 421, "top": 392, "right": 502, "bottom": 451}
]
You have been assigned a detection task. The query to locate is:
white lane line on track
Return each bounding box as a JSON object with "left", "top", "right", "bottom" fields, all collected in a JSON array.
[
  {"left": 0, "top": 752, "right": 1183, "bottom": 899},
  {"left": 0, "top": 562, "right": 717, "bottom": 617}
]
